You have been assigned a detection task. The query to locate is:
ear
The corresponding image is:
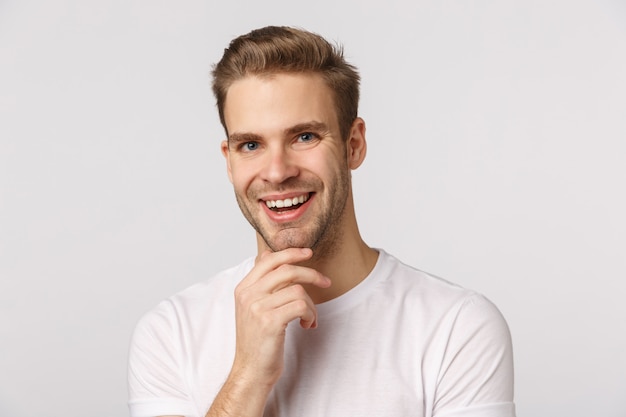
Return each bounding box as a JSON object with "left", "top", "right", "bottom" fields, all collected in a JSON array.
[
  {"left": 346, "top": 117, "right": 367, "bottom": 169},
  {"left": 221, "top": 140, "right": 233, "bottom": 183}
]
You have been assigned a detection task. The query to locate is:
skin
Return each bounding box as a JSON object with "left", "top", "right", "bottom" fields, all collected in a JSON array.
[
  {"left": 225, "top": 74, "right": 351, "bottom": 258},
  {"left": 165, "top": 72, "right": 378, "bottom": 417}
]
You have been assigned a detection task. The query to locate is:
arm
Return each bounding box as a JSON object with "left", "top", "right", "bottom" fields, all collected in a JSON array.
[
  {"left": 433, "top": 294, "right": 515, "bottom": 417},
  {"left": 205, "top": 248, "right": 331, "bottom": 417}
]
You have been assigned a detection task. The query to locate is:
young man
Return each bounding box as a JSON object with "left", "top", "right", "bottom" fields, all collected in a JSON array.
[{"left": 128, "top": 26, "right": 515, "bottom": 417}]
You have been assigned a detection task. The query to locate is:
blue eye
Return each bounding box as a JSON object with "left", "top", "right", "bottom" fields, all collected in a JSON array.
[
  {"left": 298, "top": 132, "right": 315, "bottom": 142},
  {"left": 243, "top": 141, "right": 259, "bottom": 151}
]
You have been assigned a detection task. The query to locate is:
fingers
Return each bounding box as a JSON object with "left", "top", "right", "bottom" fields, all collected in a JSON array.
[
  {"left": 252, "top": 284, "right": 319, "bottom": 329},
  {"left": 241, "top": 248, "right": 331, "bottom": 292},
  {"left": 235, "top": 248, "right": 331, "bottom": 332},
  {"left": 252, "top": 248, "right": 312, "bottom": 279},
  {"left": 262, "top": 263, "right": 332, "bottom": 295},
  {"left": 236, "top": 264, "right": 328, "bottom": 327}
]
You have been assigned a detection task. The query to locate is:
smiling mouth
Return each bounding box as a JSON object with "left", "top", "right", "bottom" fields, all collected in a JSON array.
[{"left": 264, "top": 193, "right": 311, "bottom": 212}]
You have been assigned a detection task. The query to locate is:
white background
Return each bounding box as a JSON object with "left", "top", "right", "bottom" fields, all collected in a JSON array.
[{"left": 1, "top": 1, "right": 625, "bottom": 416}]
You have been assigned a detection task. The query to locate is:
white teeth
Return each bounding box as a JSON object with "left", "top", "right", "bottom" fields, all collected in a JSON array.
[{"left": 265, "top": 194, "right": 309, "bottom": 209}]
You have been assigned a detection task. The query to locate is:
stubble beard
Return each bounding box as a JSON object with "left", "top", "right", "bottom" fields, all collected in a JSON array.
[{"left": 234, "top": 170, "right": 350, "bottom": 258}]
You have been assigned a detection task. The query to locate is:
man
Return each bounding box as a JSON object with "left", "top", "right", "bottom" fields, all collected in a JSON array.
[{"left": 128, "top": 26, "right": 515, "bottom": 417}]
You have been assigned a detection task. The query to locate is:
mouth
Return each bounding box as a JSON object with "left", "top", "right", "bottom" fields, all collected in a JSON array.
[{"left": 263, "top": 193, "right": 311, "bottom": 213}]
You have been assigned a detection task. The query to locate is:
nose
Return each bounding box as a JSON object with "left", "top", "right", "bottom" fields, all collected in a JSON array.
[{"left": 260, "top": 146, "right": 299, "bottom": 184}]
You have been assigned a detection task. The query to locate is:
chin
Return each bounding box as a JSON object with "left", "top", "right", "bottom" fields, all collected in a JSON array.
[
  {"left": 266, "top": 239, "right": 312, "bottom": 252},
  {"left": 263, "top": 231, "right": 317, "bottom": 252}
]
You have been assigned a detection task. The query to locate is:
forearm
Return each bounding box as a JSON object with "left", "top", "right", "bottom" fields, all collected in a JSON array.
[{"left": 205, "top": 368, "right": 274, "bottom": 417}]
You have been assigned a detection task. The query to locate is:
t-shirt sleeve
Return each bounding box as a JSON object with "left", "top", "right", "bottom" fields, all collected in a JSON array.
[
  {"left": 433, "top": 294, "right": 516, "bottom": 417},
  {"left": 127, "top": 301, "right": 196, "bottom": 417}
]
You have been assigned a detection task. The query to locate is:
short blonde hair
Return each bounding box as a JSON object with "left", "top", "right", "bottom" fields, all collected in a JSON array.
[{"left": 212, "top": 26, "right": 360, "bottom": 140}]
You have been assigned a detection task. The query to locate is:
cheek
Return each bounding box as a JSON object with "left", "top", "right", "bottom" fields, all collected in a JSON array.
[
  {"left": 302, "top": 151, "right": 334, "bottom": 172},
  {"left": 319, "top": 156, "right": 347, "bottom": 180},
  {"left": 230, "top": 162, "right": 259, "bottom": 192}
]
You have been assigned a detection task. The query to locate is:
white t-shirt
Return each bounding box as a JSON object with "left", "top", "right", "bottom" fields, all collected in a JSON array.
[{"left": 128, "top": 250, "right": 515, "bottom": 417}]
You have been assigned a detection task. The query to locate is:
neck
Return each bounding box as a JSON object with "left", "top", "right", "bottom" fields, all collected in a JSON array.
[{"left": 302, "top": 234, "right": 378, "bottom": 304}]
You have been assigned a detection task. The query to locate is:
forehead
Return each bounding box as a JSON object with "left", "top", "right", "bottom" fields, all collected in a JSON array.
[{"left": 223, "top": 73, "right": 339, "bottom": 136}]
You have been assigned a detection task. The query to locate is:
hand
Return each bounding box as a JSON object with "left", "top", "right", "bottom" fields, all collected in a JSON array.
[{"left": 231, "top": 248, "right": 332, "bottom": 387}]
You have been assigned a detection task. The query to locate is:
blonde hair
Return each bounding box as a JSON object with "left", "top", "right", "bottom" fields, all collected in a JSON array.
[{"left": 212, "top": 26, "right": 360, "bottom": 140}]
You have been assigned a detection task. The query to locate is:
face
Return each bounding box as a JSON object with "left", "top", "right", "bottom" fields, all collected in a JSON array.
[{"left": 221, "top": 73, "right": 364, "bottom": 254}]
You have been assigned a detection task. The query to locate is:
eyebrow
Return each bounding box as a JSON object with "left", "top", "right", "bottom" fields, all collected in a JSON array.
[
  {"left": 228, "top": 121, "right": 331, "bottom": 146},
  {"left": 284, "top": 121, "right": 330, "bottom": 136},
  {"left": 228, "top": 132, "right": 262, "bottom": 147}
]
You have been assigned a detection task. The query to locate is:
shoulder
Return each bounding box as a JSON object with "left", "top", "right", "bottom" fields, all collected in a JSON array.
[
  {"left": 128, "top": 259, "right": 253, "bottom": 413},
  {"left": 131, "top": 257, "right": 254, "bottom": 339},
  {"left": 375, "top": 249, "right": 511, "bottom": 340},
  {"left": 375, "top": 252, "right": 515, "bottom": 411},
  {"left": 375, "top": 250, "right": 475, "bottom": 308},
  {"left": 432, "top": 292, "right": 515, "bottom": 413}
]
